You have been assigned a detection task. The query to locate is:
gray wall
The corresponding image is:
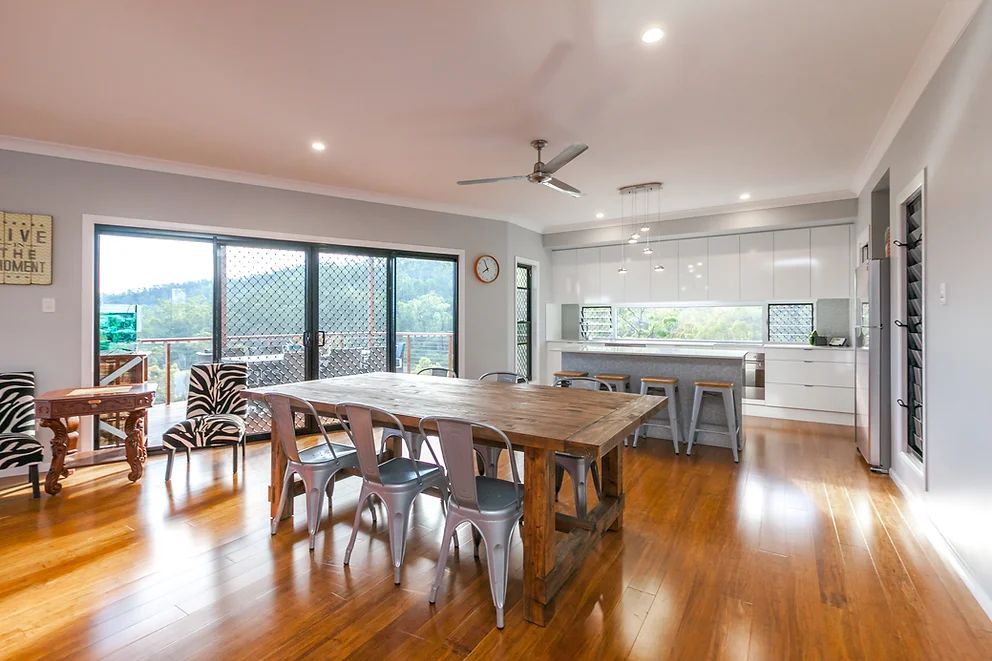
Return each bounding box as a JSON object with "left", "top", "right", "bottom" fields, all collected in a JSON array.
[
  {"left": 543, "top": 198, "right": 858, "bottom": 249},
  {"left": 856, "top": 1, "right": 992, "bottom": 615},
  {"left": 0, "top": 149, "right": 547, "bottom": 459}
]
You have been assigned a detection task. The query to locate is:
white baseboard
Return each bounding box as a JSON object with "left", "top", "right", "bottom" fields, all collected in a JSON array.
[
  {"left": 743, "top": 402, "right": 854, "bottom": 426},
  {"left": 889, "top": 469, "right": 992, "bottom": 624}
]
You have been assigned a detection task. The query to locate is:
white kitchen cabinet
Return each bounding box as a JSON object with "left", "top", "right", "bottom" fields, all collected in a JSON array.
[
  {"left": 739, "top": 232, "right": 774, "bottom": 300},
  {"left": 810, "top": 225, "right": 852, "bottom": 299},
  {"left": 598, "top": 244, "right": 624, "bottom": 303},
  {"left": 623, "top": 247, "right": 652, "bottom": 302},
  {"left": 773, "top": 229, "right": 811, "bottom": 299},
  {"left": 574, "top": 247, "right": 601, "bottom": 303},
  {"left": 707, "top": 234, "right": 740, "bottom": 301},
  {"left": 551, "top": 249, "right": 577, "bottom": 303},
  {"left": 649, "top": 240, "right": 678, "bottom": 302},
  {"left": 677, "top": 238, "right": 708, "bottom": 301},
  {"left": 765, "top": 383, "right": 854, "bottom": 413}
]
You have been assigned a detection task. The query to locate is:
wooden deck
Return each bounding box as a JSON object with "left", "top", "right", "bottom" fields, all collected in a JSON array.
[{"left": 1, "top": 418, "right": 989, "bottom": 659}]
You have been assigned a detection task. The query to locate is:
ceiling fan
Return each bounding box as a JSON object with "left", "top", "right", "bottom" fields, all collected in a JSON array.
[{"left": 457, "top": 139, "right": 588, "bottom": 197}]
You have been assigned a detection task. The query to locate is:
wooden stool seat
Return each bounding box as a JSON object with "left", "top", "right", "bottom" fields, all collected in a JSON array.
[
  {"left": 595, "top": 373, "right": 630, "bottom": 382},
  {"left": 554, "top": 370, "right": 588, "bottom": 378},
  {"left": 694, "top": 379, "right": 734, "bottom": 389},
  {"left": 642, "top": 376, "right": 678, "bottom": 385}
]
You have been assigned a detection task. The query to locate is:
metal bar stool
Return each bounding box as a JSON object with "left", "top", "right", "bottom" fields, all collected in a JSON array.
[
  {"left": 630, "top": 376, "right": 681, "bottom": 454},
  {"left": 686, "top": 380, "right": 741, "bottom": 463},
  {"left": 594, "top": 373, "right": 631, "bottom": 392},
  {"left": 553, "top": 370, "right": 588, "bottom": 385}
]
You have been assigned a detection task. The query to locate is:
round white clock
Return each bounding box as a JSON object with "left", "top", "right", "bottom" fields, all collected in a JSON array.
[{"left": 474, "top": 254, "right": 500, "bottom": 283}]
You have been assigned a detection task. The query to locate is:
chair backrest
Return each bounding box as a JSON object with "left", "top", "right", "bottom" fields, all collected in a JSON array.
[
  {"left": 479, "top": 372, "right": 526, "bottom": 384},
  {"left": 417, "top": 367, "right": 457, "bottom": 378},
  {"left": 264, "top": 393, "right": 344, "bottom": 464},
  {"left": 0, "top": 371, "right": 35, "bottom": 435},
  {"left": 555, "top": 376, "right": 612, "bottom": 391},
  {"left": 337, "top": 402, "right": 441, "bottom": 485},
  {"left": 186, "top": 363, "right": 248, "bottom": 418},
  {"left": 419, "top": 416, "right": 520, "bottom": 511}
]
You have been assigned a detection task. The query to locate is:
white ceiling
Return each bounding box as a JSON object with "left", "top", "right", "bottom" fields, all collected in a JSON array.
[{"left": 0, "top": 0, "right": 966, "bottom": 232}]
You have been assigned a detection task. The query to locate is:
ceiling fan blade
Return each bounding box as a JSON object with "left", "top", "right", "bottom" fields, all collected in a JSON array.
[
  {"left": 542, "top": 177, "right": 583, "bottom": 197},
  {"left": 457, "top": 175, "right": 526, "bottom": 185},
  {"left": 543, "top": 143, "right": 588, "bottom": 173}
]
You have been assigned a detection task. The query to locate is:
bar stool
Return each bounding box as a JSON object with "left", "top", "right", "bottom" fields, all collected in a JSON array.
[
  {"left": 594, "top": 373, "right": 630, "bottom": 392},
  {"left": 630, "top": 377, "right": 680, "bottom": 454},
  {"left": 686, "top": 380, "right": 741, "bottom": 463},
  {"left": 553, "top": 370, "right": 588, "bottom": 385}
]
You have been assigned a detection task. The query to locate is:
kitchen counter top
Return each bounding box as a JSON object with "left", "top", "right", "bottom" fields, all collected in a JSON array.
[
  {"left": 549, "top": 341, "right": 748, "bottom": 360},
  {"left": 548, "top": 340, "right": 853, "bottom": 354}
]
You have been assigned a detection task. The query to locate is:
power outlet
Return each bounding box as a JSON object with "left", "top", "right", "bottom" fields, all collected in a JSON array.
[{"left": 42, "top": 298, "right": 56, "bottom": 313}]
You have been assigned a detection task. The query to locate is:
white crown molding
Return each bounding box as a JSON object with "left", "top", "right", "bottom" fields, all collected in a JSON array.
[
  {"left": 542, "top": 190, "right": 856, "bottom": 234},
  {"left": 852, "top": 0, "right": 982, "bottom": 193},
  {"left": 0, "top": 135, "right": 544, "bottom": 233}
]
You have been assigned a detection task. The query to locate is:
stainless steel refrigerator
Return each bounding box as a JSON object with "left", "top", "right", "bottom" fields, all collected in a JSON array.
[{"left": 855, "top": 258, "right": 891, "bottom": 471}]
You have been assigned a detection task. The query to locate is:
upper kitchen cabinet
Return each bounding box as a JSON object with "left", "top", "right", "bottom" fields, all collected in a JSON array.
[
  {"left": 707, "top": 234, "right": 740, "bottom": 301},
  {"left": 598, "top": 244, "right": 624, "bottom": 303},
  {"left": 739, "top": 231, "right": 774, "bottom": 300},
  {"left": 623, "top": 246, "right": 652, "bottom": 302},
  {"left": 773, "top": 229, "right": 811, "bottom": 299},
  {"left": 678, "top": 238, "right": 709, "bottom": 301},
  {"left": 551, "top": 249, "right": 577, "bottom": 303},
  {"left": 810, "top": 225, "right": 852, "bottom": 299},
  {"left": 649, "top": 239, "right": 678, "bottom": 301},
  {"left": 574, "top": 246, "right": 601, "bottom": 303}
]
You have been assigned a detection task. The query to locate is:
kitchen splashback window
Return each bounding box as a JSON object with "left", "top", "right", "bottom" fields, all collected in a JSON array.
[
  {"left": 615, "top": 305, "right": 763, "bottom": 342},
  {"left": 767, "top": 303, "right": 814, "bottom": 343},
  {"left": 579, "top": 306, "right": 613, "bottom": 340}
]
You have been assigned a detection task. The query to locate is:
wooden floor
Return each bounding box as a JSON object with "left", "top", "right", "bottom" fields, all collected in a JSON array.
[{"left": 1, "top": 418, "right": 990, "bottom": 660}]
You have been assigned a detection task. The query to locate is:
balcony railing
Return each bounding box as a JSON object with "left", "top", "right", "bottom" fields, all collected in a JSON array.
[{"left": 132, "top": 331, "right": 455, "bottom": 405}]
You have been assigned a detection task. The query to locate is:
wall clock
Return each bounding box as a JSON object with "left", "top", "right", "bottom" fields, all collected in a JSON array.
[{"left": 474, "top": 254, "right": 500, "bottom": 283}]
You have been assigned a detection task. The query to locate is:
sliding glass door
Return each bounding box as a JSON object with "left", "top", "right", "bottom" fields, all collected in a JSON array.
[{"left": 95, "top": 226, "right": 458, "bottom": 444}]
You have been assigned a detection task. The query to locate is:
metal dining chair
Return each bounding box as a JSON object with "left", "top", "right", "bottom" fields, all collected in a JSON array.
[
  {"left": 474, "top": 372, "right": 526, "bottom": 477},
  {"left": 266, "top": 393, "right": 376, "bottom": 551},
  {"left": 420, "top": 416, "right": 522, "bottom": 630},
  {"left": 337, "top": 402, "right": 455, "bottom": 584},
  {"left": 553, "top": 377, "right": 609, "bottom": 518},
  {"left": 417, "top": 367, "right": 458, "bottom": 378}
]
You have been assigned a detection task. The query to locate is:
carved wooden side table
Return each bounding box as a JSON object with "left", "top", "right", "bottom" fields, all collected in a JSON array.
[{"left": 34, "top": 383, "right": 157, "bottom": 495}]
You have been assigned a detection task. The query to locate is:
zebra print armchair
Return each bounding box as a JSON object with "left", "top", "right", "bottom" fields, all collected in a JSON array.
[
  {"left": 162, "top": 363, "right": 248, "bottom": 481},
  {"left": 0, "top": 371, "right": 43, "bottom": 498}
]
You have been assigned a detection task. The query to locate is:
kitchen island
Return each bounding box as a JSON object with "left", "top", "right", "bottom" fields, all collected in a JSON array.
[{"left": 553, "top": 342, "right": 748, "bottom": 449}]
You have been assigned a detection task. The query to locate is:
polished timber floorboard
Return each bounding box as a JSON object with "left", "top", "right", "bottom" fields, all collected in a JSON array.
[{"left": 1, "top": 419, "right": 990, "bottom": 660}]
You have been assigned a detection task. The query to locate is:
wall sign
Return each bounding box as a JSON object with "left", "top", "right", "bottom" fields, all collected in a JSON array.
[{"left": 1, "top": 212, "right": 52, "bottom": 285}]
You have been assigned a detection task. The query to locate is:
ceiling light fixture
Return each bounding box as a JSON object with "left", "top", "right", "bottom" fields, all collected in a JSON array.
[
  {"left": 311, "top": 140, "right": 327, "bottom": 152},
  {"left": 739, "top": 192, "right": 751, "bottom": 200},
  {"left": 654, "top": 264, "right": 665, "bottom": 272},
  {"left": 595, "top": 211, "right": 605, "bottom": 219},
  {"left": 618, "top": 181, "right": 665, "bottom": 274},
  {"left": 641, "top": 27, "right": 664, "bottom": 44}
]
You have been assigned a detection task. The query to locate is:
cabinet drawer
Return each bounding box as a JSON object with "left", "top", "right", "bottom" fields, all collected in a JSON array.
[
  {"left": 766, "top": 383, "right": 854, "bottom": 413},
  {"left": 763, "top": 346, "right": 854, "bottom": 363},
  {"left": 765, "top": 360, "right": 854, "bottom": 387}
]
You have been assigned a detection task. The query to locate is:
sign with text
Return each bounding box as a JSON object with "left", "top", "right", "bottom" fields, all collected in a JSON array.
[{"left": 1, "top": 212, "right": 53, "bottom": 285}]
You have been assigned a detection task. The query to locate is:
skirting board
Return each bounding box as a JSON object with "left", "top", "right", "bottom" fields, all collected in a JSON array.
[
  {"left": 743, "top": 402, "right": 853, "bottom": 426},
  {"left": 889, "top": 469, "right": 992, "bottom": 623}
]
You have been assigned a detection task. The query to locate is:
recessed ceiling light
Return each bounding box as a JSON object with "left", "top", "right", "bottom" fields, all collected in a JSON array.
[
  {"left": 739, "top": 192, "right": 751, "bottom": 200},
  {"left": 595, "top": 211, "right": 605, "bottom": 219},
  {"left": 311, "top": 140, "right": 327, "bottom": 152},
  {"left": 641, "top": 27, "right": 665, "bottom": 44}
]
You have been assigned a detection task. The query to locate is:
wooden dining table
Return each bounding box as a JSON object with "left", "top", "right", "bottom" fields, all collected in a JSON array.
[{"left": 243, "top": 371, "right": 666, "bottom": 626}]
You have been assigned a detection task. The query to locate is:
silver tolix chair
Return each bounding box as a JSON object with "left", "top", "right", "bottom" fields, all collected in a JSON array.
[
  {"left": 417, "top": 367, "right": 458, "bottom": 378},
  {"left": 385, "top": 367, "right": 459, "bottom": 460},
  {"left": 337, "top": 402, "right": 455, "bottom": 585},
  {"left": 475, "top": 372, "right": 526, "bottom": 476},
  {"left": 553, "top": 377, "right": 609, "bottom": 518},
  {"left": 266, "top": 393, "right": 376, "bottom": 551},
  {"left": 420, "top": 416, "right": 522, "bottom": 630}
]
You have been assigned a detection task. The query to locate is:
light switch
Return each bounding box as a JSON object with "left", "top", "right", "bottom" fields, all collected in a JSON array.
[
  {"left": 42, "top": 298, "right": 55, "bottom": 313},
  {"left": 938, "top": 282, "right": 947, "bottom": 305}
]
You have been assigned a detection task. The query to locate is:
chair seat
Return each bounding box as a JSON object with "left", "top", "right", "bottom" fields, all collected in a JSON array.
[
  {"left": 695, "top": 379, "right": 734, "bottom": 389},
  {"left": 163, "top": 413, "right": 246, "bottom": 450},
  {"left": 297, "top": 442, "right": 358, "bottom": 465},
  {"left": 377, "top": 457, "right": 443, "bottom": 485},
  {"left": 474, "top": 476, "right": 522, "bottom": 514},
  {"left": 595, "top": 373, "right": 630, "bottom": 381},
  {"left": 0, "top": 433, "right": 43, "bottom": 469},
  {"left": 642, "top": 376, "right": 677, "bottom": 385}
]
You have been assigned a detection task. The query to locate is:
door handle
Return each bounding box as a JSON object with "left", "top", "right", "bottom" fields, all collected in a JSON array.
[
  {"left": 317, "top": 330, "right": 326, "bottom": 347},
  {"left": 302, "top": 330, "right": 311, "bottom": 346},
  {"left": 894, "top": 320, "right": 910, "bottom": 329},
  {"left": 896, "top": 398, "right": 908, "bottom": 408}
]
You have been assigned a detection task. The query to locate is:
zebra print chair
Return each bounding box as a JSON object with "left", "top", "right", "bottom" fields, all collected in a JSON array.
[
  {"left": 0, "top": 371, "right": 43, "bottom": 498},
  {"left": 162, "top": 363, "right": 248, "bottom": 481}
]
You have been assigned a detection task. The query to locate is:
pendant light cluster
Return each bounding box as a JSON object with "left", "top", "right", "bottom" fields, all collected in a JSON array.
[{"left": 617, "top": 182, "right": 665, "bottom": 274}]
